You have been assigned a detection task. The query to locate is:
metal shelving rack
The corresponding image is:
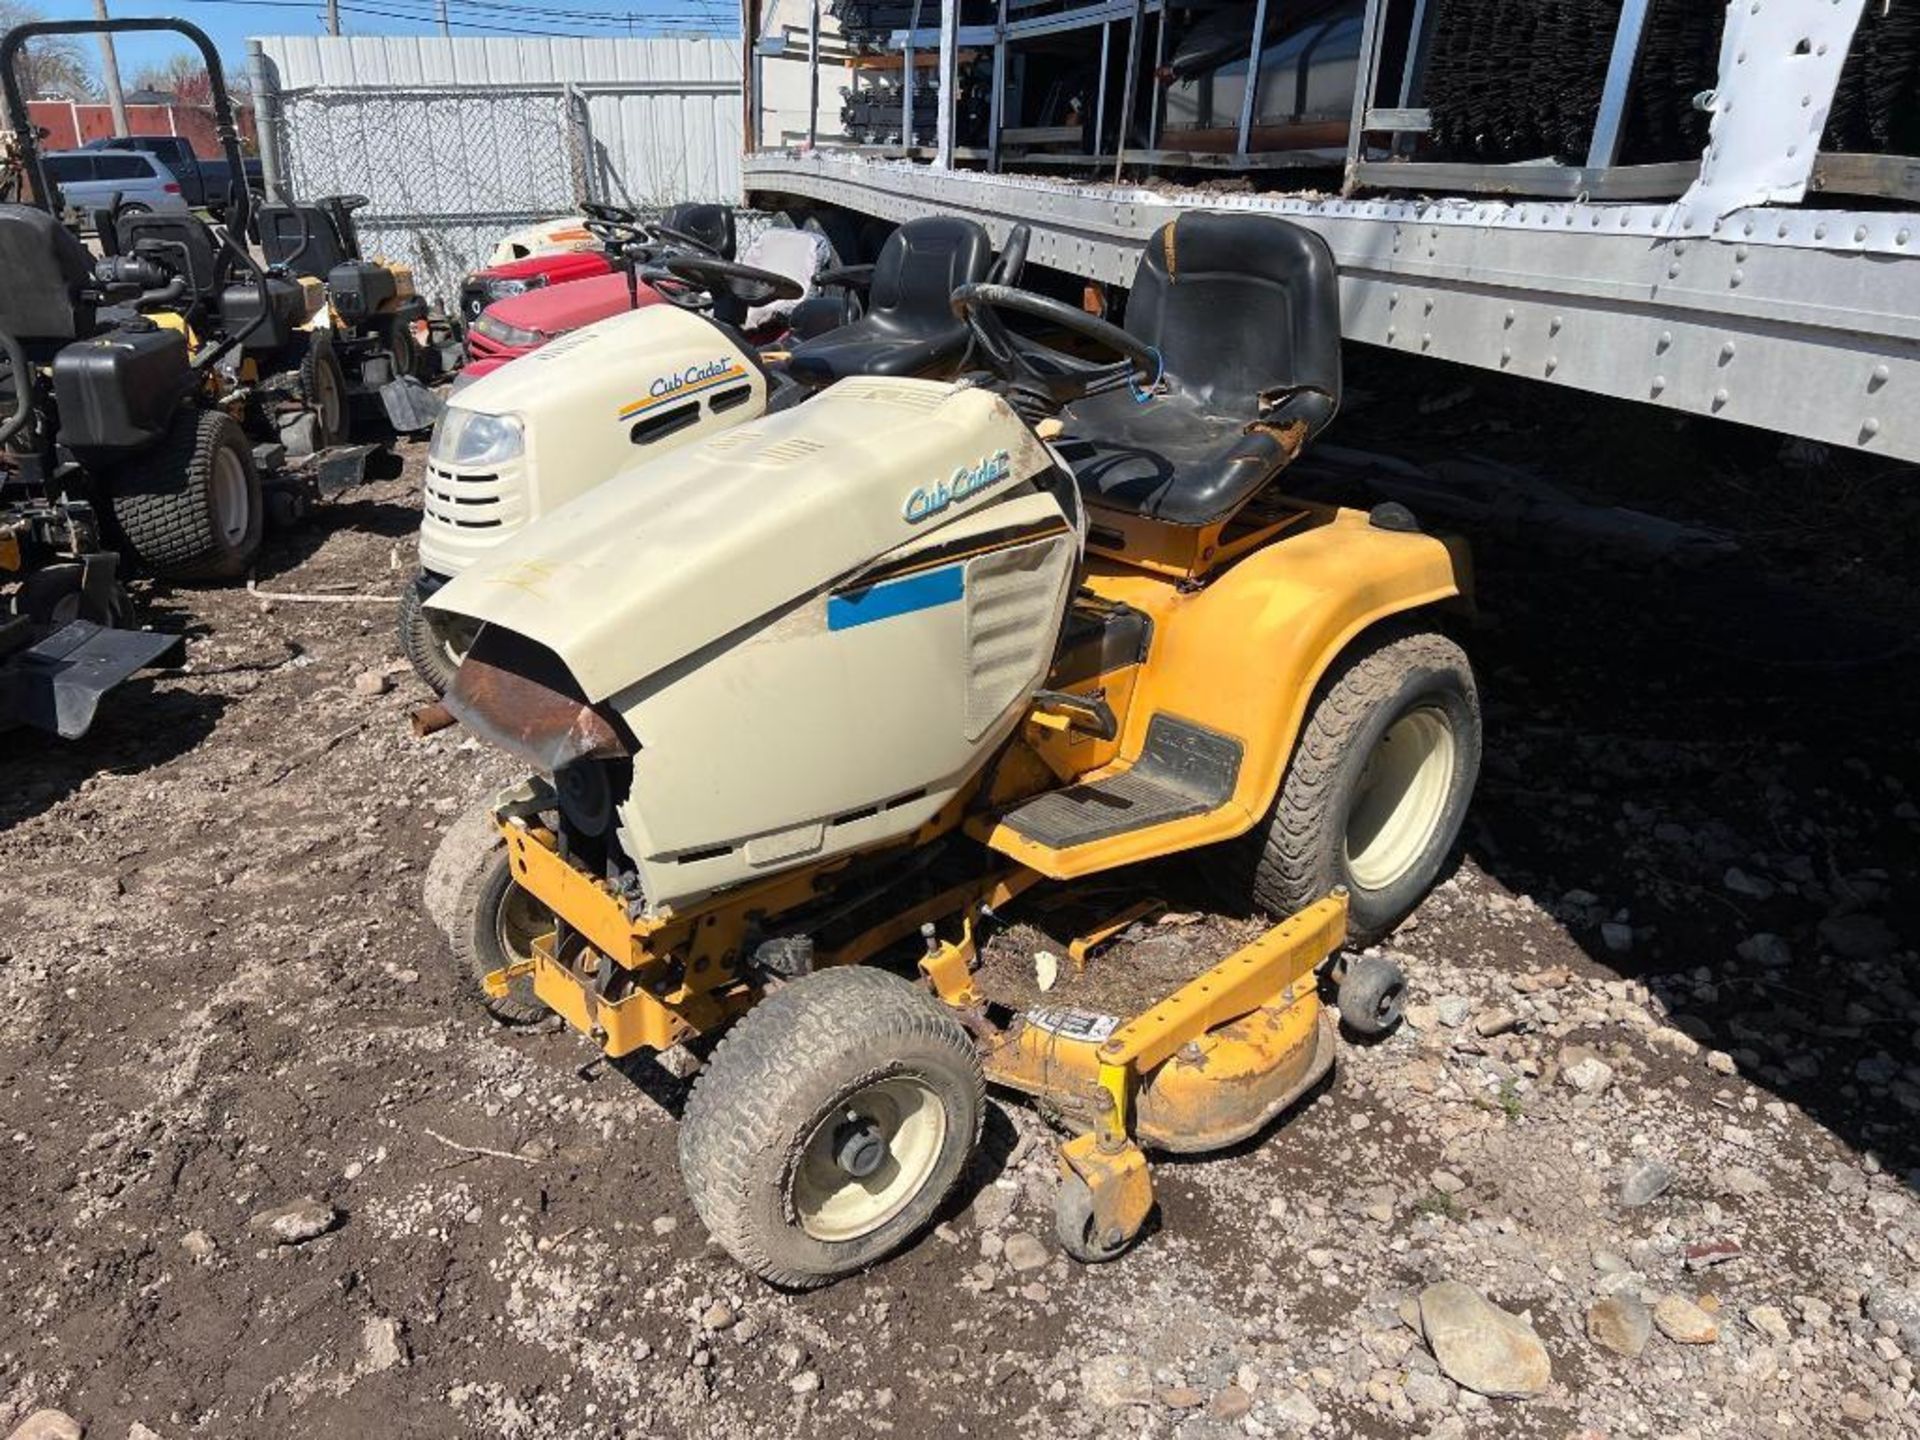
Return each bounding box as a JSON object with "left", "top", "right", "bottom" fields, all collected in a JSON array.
[{"left": 744, "top": 0, "right": 1920, "bottom": 466}]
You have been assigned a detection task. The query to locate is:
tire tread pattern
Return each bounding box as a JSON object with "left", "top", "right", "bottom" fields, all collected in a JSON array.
[
  {"left": 1237, "top": 625, "right": 1476, "bottom": 942},
  {"left": 108, "top": 409, "right": 259, "bottom": 581},
  {"left": 680, "top": 967, "right": 983, "bottom": 1289}
]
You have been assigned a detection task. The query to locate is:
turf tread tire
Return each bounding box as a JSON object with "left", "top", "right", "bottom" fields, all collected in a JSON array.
[
  {"left": 299, "top": 336, "right": 351, "bottom": 448},
  {"left": 398, "top": 582, "right": 460, "bottom": 696},
  {"left": 108, "top": 409, "right": 262, "bottom": 581},
  {"left": 1232, "top": 623, "right": 1479, "bottom": 947},
  {"left": 679, "top": 966, "right": 983, "bottom": 1289}
]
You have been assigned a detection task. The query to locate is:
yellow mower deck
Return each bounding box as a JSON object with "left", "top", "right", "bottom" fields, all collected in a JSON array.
[{"left": 488, "top": 812, "right": 1347, "bottom": 1257}]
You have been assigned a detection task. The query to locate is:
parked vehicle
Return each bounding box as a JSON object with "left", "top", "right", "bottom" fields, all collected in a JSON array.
[
  {"left": 83, "top": 133, "right": 263, "bottom": 217},
  {"left": 40, "top": 149, "right": 188, "bottom": 216}
]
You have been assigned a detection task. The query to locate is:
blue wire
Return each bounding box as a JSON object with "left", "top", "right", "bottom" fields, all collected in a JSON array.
[{"left": 1130, "top": 346, "right": 1164, "bottom": 404}]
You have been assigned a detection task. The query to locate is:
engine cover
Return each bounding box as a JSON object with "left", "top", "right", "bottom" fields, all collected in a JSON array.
[
  {"left": 417, "top": 304, "right": 767, "bottom": 579},
  {"left": 434, "top": 376, "right": 1076, "bottom": 909}
]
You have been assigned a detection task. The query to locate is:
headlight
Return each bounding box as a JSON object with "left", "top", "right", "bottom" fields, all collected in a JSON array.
[
  {"left": 487, "top": 275, "right": 545, "bottom": 302},
  {"left": 471, "top": 313, "right": 545, "bottom": 349},
  {"left": 429, "top": 406, "right": 525, "bottom": 468}
]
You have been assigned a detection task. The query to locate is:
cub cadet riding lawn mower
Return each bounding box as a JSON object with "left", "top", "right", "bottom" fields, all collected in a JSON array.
[
  {"left": 460, "top": 208, "right": 836, "bottom": 387},
  {"left": 457, "top": 200, "right": 738, "bottom": 328},
  {"left": 428, "top": 212, "right": 1481, "bottom": 1286},
  {"left": 400, "top": 215, "right": 1030, "bottom": 694}
]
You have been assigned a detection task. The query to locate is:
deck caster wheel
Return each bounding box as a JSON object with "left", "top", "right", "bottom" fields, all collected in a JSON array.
[
  {"left": 1054, "top": 1174, "right": 1136, "bottom": 1264},
  {"left": 1338, "top": 954, "right": 1407, "bottom": 1036},
  {"left": 679, "top": 966, "right": 983, "bottom": 1288}
]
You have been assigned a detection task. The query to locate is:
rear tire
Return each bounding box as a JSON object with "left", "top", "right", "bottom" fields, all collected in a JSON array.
[
  {"left": 299, "top": 335, "right": 351, "bottom": 448},
  {"left": 1224, "top": 624, "right": 1480, "bottom": 947},
  {"left": 398, "top": 581, "right": 476, "bottom": 696},
  {"left": 108, "top": 409, "right": 262, "bottom": 582},
  {"left": 680, "top": 967, "right": 983, "bottom": 1288}
]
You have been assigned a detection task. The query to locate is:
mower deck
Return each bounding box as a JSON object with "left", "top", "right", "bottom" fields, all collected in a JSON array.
[{"left": 489, "top": 810, "right": 1345, "bottom": 1259}]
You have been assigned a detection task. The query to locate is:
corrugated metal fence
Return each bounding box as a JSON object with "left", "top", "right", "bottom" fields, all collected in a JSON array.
[{"left": 254, "top": 35, "right": 745, "bottom": 306}]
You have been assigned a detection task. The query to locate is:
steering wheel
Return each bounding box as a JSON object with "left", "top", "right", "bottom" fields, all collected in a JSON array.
[
  {"left": 643, "top": 220, "right": 723, "bottom": 259},
  {"left": 648, "top": 254, "right": 804, "bottom": 316},
  {"left": 951, "top": 282, "right": 1160, "bottom": 417}
]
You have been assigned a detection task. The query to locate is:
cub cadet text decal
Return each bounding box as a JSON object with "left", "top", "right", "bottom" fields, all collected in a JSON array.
[
  {"left": 617, "top": 357, "right": 747, "bottom": 419},
  {"left": 903, "top": 449, "right": 1012, "bottom": 524}
]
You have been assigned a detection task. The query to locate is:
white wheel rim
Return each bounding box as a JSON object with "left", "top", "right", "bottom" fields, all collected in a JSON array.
[
  {"left": 1344, "top": 706, "right": 1456, "bottom": 893},
  {"left": 431, "top": 611, "right": 481, "bottom": 668},
  {"left": 494, "top": 879, "right": 548, "bottom": 964},
  {"left": 211, "top": 446, "right": 251, "bottom": 546},
  {"left": 316, "top": 358, "right": 344, "bottom": 434},
  {"left": 791, "top": 1076, "right": 947, "bottom": 1243}
]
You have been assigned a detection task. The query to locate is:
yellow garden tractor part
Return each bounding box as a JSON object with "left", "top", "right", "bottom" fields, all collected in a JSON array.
[{"left": 433, "top": 211, "right": 1478, "bottom": 1286}]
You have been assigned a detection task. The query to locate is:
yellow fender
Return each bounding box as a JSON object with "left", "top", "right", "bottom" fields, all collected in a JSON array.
[{"left": 988, "top": 505, "right": 1468, "bottom": 877}]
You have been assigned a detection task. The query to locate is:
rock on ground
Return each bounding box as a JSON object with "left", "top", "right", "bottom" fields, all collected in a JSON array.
[{"left": 1418, "top": 1281, "right": 1553, "bottom": 1398}]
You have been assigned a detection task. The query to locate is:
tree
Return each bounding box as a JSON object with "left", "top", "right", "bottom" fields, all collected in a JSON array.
[
  {"left": 131, "top": 51, "right": 251, "bottom": 107},
  {"left": 0, "top": 0, "right": 100, "bottom": 101}
]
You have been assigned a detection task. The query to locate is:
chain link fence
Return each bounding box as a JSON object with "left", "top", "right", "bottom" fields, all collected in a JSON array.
[
  {"left": 279, "top": 86, "right": 583, "bottom": 305},
  {"left": 262, "top": 42, "right": 755, "bottom": 310}
]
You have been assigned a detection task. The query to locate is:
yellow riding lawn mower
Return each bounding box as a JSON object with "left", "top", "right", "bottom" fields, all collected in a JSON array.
[
  {"left": 429, "top": 212, "right": 1480, "bottom": 1285},
  {"left": 401, "top": 215, "right": 1029, "bottom": 693}
]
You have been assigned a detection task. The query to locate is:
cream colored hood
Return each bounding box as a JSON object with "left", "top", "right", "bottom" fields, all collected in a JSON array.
[{"left": 427, "top": 377, "right": 1053, "bottom": 702}]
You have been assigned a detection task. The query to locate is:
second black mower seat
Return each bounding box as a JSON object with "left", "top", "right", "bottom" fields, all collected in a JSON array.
[
  {"left": 783, "top": 217, "right": 1023, "bottom": 388},
  {"left": 1056, "top": 211, "right": 1341, "bottom": 527}
]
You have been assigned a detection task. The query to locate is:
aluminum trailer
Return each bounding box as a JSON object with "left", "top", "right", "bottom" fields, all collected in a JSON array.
[{"left": 743, "top": 0, "right": 1920, "bottom": 464}]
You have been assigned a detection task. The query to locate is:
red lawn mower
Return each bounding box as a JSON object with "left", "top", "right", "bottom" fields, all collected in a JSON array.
[
  {"left": 457, "top": 204, "right": 840, "bottom": 389},
  {"left": 455, "top": 201, "right": 734, "bottom": 327}
]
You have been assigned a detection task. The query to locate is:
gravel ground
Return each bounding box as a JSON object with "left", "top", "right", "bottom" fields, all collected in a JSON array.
[{"left": 2, "top": 368, "right": 1917, "bottom": 1440}]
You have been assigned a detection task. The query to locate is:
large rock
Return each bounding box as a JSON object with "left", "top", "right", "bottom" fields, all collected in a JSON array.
[
  {"left": 6, "top": 1414, "right": 82, "bottom": 1440},
  {"left": 1652, "top": 1294, "right": 1719, "bottom": 1344},
  {"left": 1587, "top": 1296, "right": 1653, "bottom": 1358},
  {"left": 251, "top": 1196, "right": 340, "bottom": 1246},
  {"left": 1618, "top": 1159, "right": 1674, "bottom": 1208},
  {"left": 1080, "top": 1354, "right": 1153, "bottom": 1409},
  {"left": 1418, "top": 1281, "right": 1552, "bottom": 1398}
]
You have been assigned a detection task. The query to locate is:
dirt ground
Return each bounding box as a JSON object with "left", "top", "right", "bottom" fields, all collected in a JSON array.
[{"left": 3, "top": 360, "right": 1918, "bottom": 1440}]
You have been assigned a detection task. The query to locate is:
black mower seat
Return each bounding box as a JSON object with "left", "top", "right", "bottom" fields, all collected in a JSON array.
[
  {"left": 1057, "top": 212, "right": 1341, "bottom": 528},
  {"left": 784, "top": 216, "right": 993, "bottom": 388},
  {"left": 0, "top": 202, "right": 99, "bottom": 344},
  {"left": 661, "top": 202, "right": 736, "bottom": 262},
  {"left": 257, "top": 202, "right": 356, "bottom": 278}
]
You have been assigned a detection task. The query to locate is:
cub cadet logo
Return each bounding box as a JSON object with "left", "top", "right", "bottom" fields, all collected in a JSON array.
[
  {"left": 903, "top": 450, "right": 1012, "bottom": 524},
  {"left": 617, "top": 357, "right": 746, "bottom": 420}
]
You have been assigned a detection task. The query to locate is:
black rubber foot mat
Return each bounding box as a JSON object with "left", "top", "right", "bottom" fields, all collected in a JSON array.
[{"left": 1002, "top": 713, "right": 1242, "bottom": 850}]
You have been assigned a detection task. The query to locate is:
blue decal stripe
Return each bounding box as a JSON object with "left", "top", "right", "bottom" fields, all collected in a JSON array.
[{"left": 827, "top": 564, "right": 965, "bottom": 631}]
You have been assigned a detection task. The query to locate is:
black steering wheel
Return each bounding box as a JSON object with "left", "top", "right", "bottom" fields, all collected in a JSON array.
[
  {"left": 581, "top": 202, "right": 646, "bottom": 252},
  {"left": 643, "top": 220, "right": 723, "bottom": 259},
  {"left": 646, "top": 254, "right": 804, "bottom": 324},
  {"left": 951, "top": 282, "right": 1160, "bottom": 418}
]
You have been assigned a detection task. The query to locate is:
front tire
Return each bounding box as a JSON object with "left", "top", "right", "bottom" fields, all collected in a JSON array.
[
  {"left": 1226, "top": 624, "right": 1480, "bottom": 947},
  {"left": 452, "top": 849, "right": 551, "bottom": 1026},
  {"left": 680, "top": 967, "right": 983, "bottom": 1288},
  {"left": 397, "top": 580, "right": 477, "bottom": 696},
  {"left": 108, "top": 408, "right": 262, "bottom": 582}
]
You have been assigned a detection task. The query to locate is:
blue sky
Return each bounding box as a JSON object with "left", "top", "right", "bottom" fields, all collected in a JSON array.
[{"left": 35, "top": 0, "right": 737, "bottom": 81}]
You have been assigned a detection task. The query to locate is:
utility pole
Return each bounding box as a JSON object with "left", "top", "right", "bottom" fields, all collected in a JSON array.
[
  {"left": 436, "top": 0, "right": 450, "bottom": 37},
  {"left": 327, "top": 0, "right": 341, "bottom": 36},
  {"left": 91, "top": 0, "right": 130, "bottom": 137}
]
